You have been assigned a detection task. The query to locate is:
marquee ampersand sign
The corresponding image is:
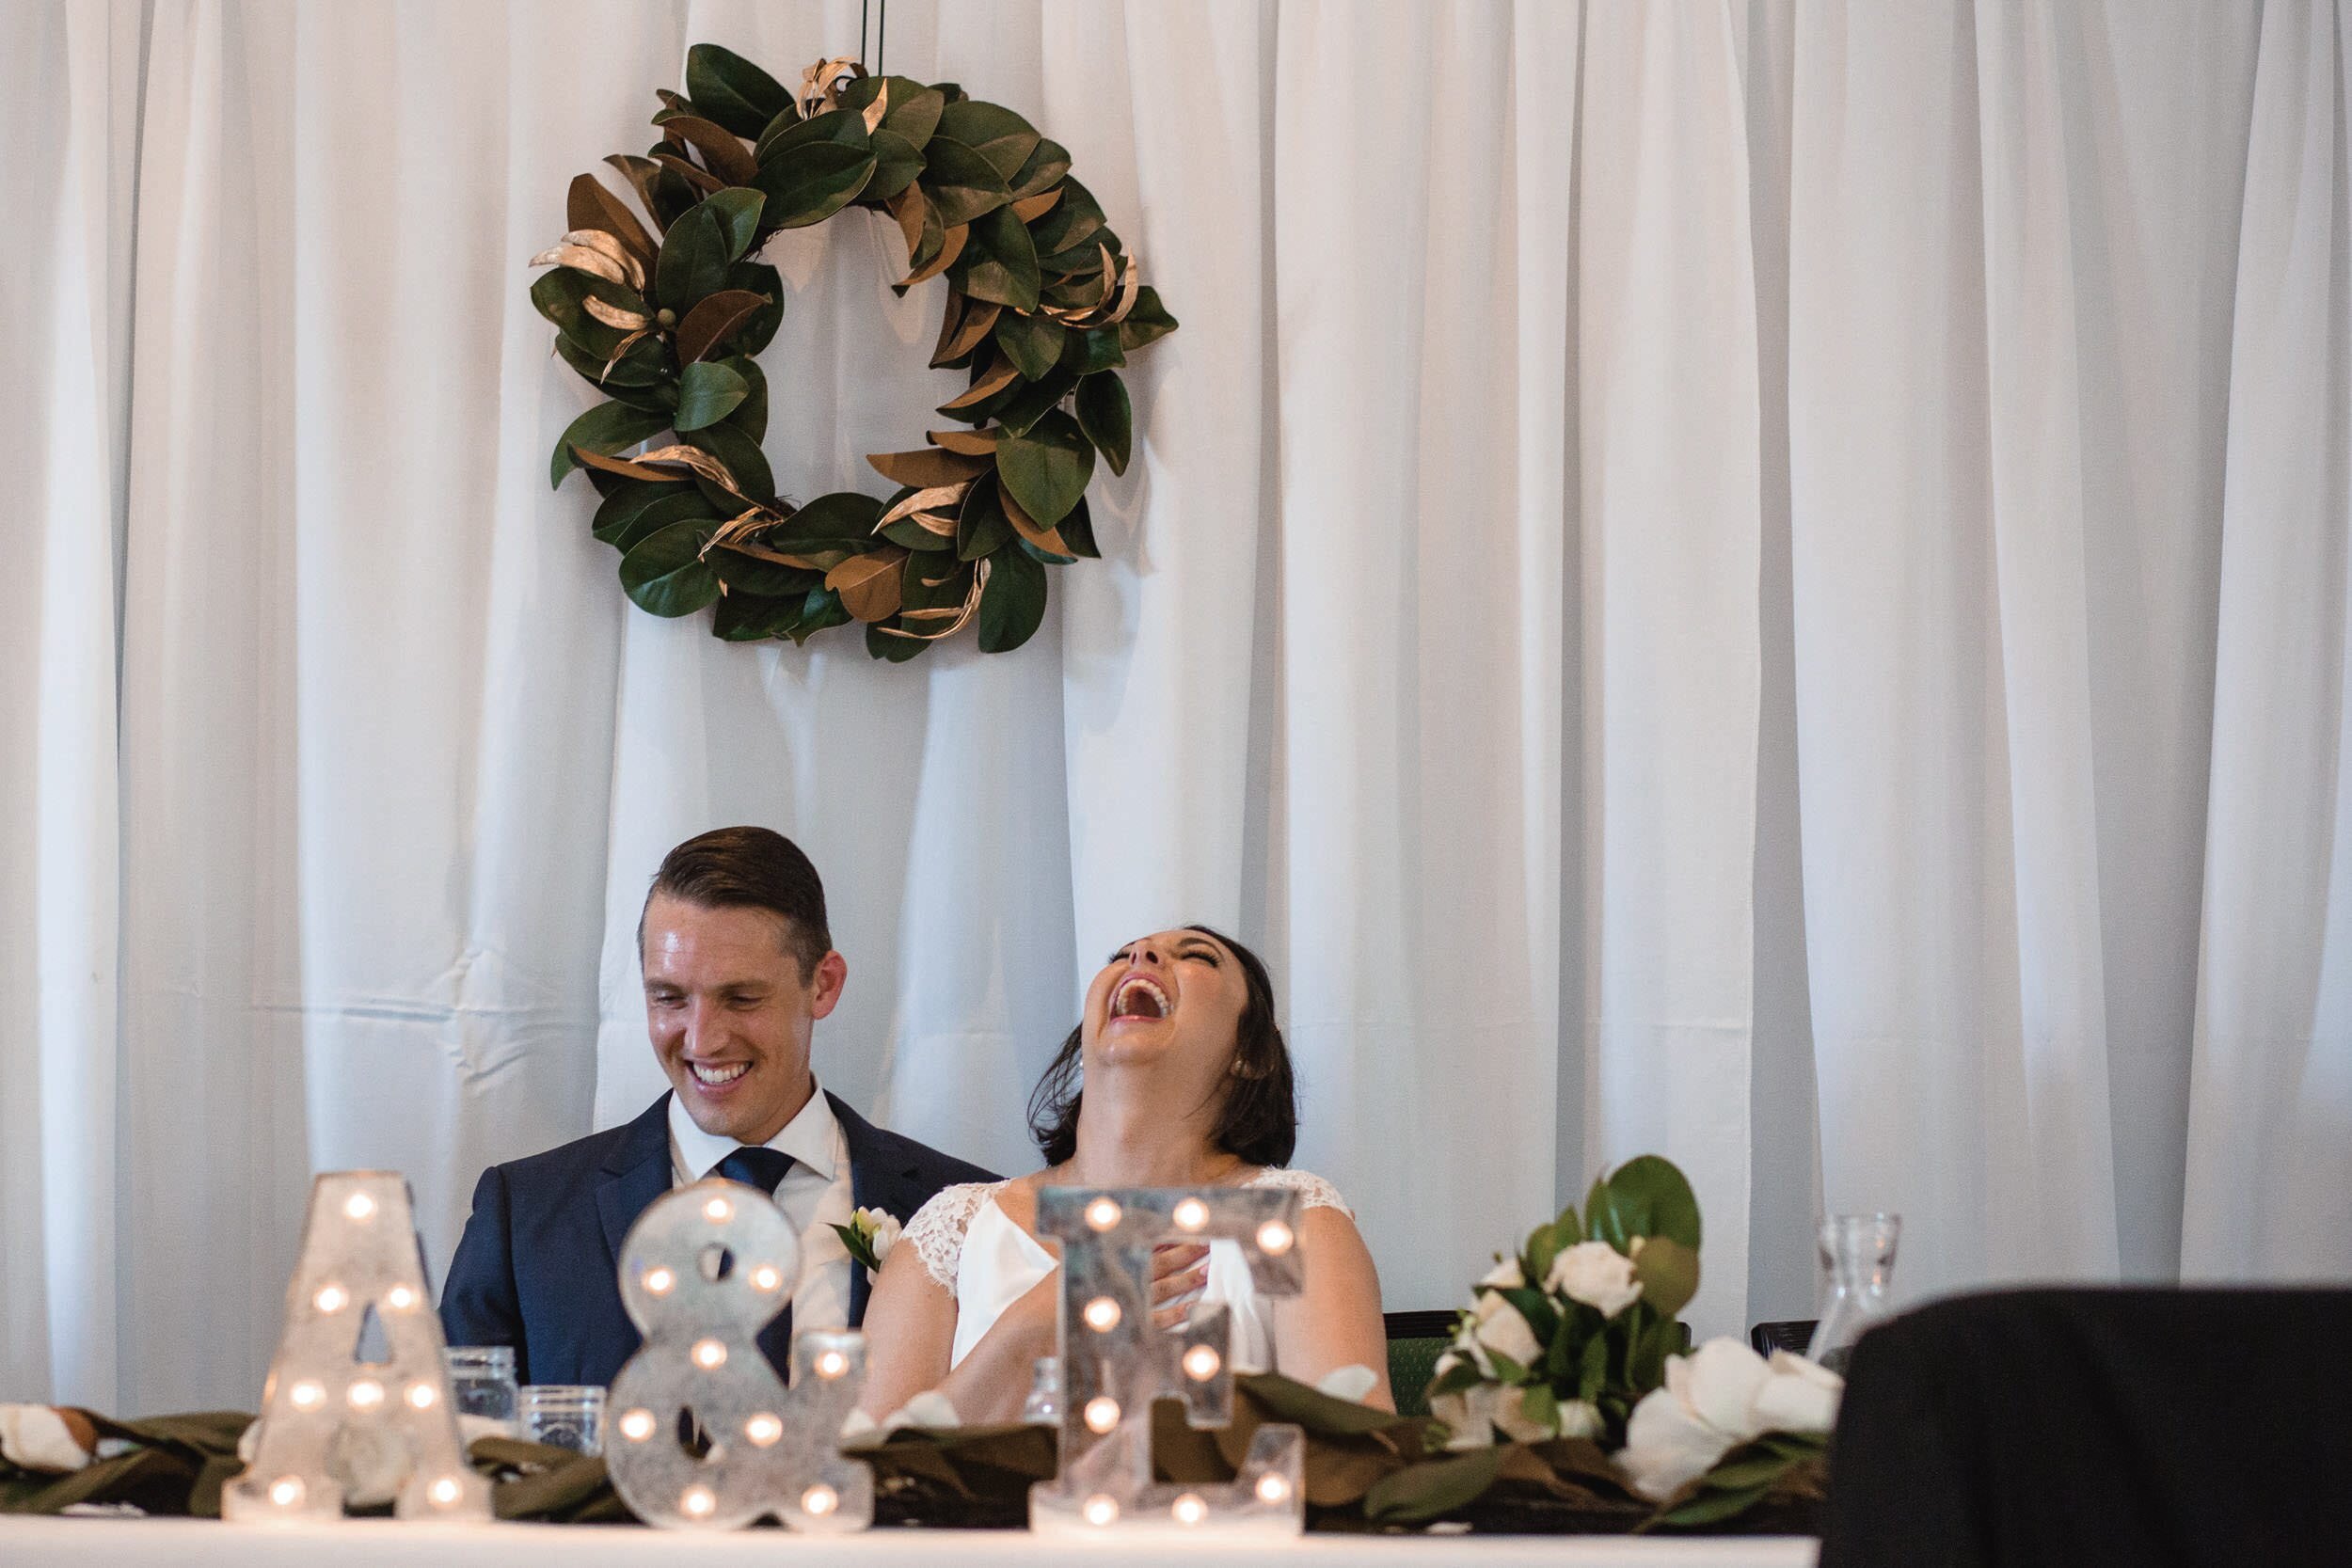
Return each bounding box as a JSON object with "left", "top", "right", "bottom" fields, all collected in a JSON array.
[
  {"left": 1031, "top": 1186, "right": 1308, "bottom": 1538},
  {"left": 532, "top": 45, "right": 1177, "bottom": 661},
  {"left": 603, "top": 1178, "right": 872, "bottom": 1532}
]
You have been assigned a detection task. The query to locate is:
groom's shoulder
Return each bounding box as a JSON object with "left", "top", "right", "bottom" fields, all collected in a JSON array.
[
  {"left": 828, "top": 1092, "right": 999, "bottom": 1196},
  {"left": 486, "top": 1098, "right": 666, "bottom": 1202}
]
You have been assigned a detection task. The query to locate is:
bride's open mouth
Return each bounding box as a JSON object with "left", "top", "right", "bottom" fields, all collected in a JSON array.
[{"left": 1108, "top": 973, "right": 1171, "bottom": 1025}]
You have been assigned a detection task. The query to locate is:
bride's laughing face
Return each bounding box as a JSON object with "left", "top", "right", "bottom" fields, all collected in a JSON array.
[{"left": 1083, "top": 927, "right": 1248, "bottom": 1079}]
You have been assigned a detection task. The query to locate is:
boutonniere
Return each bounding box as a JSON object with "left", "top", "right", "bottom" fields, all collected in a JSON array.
[{"left": 831, "top": 1206, "right": 901, "bottom": 1277}]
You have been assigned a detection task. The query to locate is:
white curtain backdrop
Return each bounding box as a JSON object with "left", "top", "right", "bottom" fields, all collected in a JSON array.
[{"left": 4, "top": 0, "right": 2348, "bottom": 1416}]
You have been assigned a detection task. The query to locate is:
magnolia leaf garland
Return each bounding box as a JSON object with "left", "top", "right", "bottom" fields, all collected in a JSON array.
[{"left": 531, "top": 45, "right": 1175, "bottom": 658}]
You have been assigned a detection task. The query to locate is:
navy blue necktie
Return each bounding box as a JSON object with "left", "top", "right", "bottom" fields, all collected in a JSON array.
[{"left": 714, "top": 1147, "right": 796, "bottom": 1377}]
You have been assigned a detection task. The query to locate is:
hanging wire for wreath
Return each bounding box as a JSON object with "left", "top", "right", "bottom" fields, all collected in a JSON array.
[{"left": 530, "top": 45, "right": 1176, "bottom": 659}]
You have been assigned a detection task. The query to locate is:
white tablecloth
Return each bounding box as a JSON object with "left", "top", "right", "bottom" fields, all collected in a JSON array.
[{"left": 0, "top": 1517, "right": 1816, "bottom": 1566}]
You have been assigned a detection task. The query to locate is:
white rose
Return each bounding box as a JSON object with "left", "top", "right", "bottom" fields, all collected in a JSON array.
[
  {"left": 1468, "top": 1291, "right": 1542, "bottom": 1368},
  {"left": 1491, "top": 1385, "right": 1558, "bottom": 1444},
  {"left": 855, "top": 1207, "right": 902, "bottom": 1266},
  {"left": 0, "top": 1404, "right": 93, "bottom": 1473},
  {"left": 1429, "top": 1361, "right": 1502, "bottom": 1450},
  {"left": 1615, "top": 1338, "right": 1843, "bottom": 1501},
  {"left": 1750, "top": 1350, "right": 1841, "bottom": 1434},
  {"left": 1546, "top": 1241, "right": 1644, "bottom": 1319},
  {"left": 1555, "top": 1398, "right": 1603, "bottom": 1440},
  {"left": 1478, "top": 1257, "right": 1526, "bottom": 1290}
]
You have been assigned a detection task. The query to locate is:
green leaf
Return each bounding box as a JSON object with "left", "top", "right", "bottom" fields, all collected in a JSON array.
[
  {"left": 1027, "top": 177, "right": 1105, "bottom": 258},
  {"left": 933, "top": 100, "right": 1040, "bottom": 181},
  {"left": 702, "top": 188, "right": 766, "bottom": 261},
  {"left": 901, "top": 556, "right": 974, "bottom": 614},
  {"left": 918, "top": 136, "right": 1012, "bottom": 226},
  {"left": 550, "top": 401, "right": 670, "bottom": 488},
  {"left": 655, "top": 205, "right": 728, "bottom": 312},
  {"left": 1602, "top": 1155, "right": 1703, "bottom": 1249},
  {"left": 683, "top": 420, "right": 773, "bottom": 503},
  {"left": 686, "top": 44, "right": 793, "bottom": 139},
  {"left": 1073, "top": 372, "right": 1133, "bottom": 476},
  {"left": 1631, "top": 1235, "right": 1701, "bottom": 1321},
  {"left": 530, "top": 267, "right": 649, "bottom": 355},
  {"left": 674, "top": 359, "right": 749, "bottom": 431},
  {"left": 989, "top": 365, "right": 1079, "bottom": 436},
  {"left": 618, "top": 519, "right": 721, "bottom": 616},
  {"left": 762, "top": 137, "right": 884, "bottom": 231},
  {"left": 553, "top": 331, "right": 668, "bottom": 392},
  {"left": 1698, "top": 1447, "right": 1804, "bottom": 1492},
  {"left": 1525, "top": 1222, "right": 1563, "bottom": 1293},
  {"left": 1055, "top": 495, "right": 1099, "bottom": 558},
  {"left": 1007, "top": 137, "right": 1071, "bottom": 200},
  {"left": 1116, "top": 285, "right": 1179, "bottom": 353},
  {"left": 1518, "top": 1382, "right": 1559, "bottom": 1434},
  {"left": 882, "top": 517, "right": 956, "bottom": 552},
  {"left": 1058, "top": 325, "right": 1126, "bottom": 377},
  {"left": 1657, "top": 1481, "right": 1772, "bottom": 1528},
  {"left": 596, "top": 487, "right": 712, "bottom": 553},
  {"left": 707, "top": 548, "right": 818, "bottom": 598},
  {"left": 993, "top": 309, "right": 1064, "bottom": 381},
  {"left": 866, "top": 128, "right": 926, "bottom": 202},
  {"left": 723, "top": 261, "right": 786, "bottom": 355},
  {"left": 721, "top": 356, "right": 768, "bottom": 443},
  {"left": 1363, "top": 1449, "right": 1500, "bottom": 1526},
  {"left": 774, "top": 490, "right": 884, "bottom": 544},
  {"left": 1578, "top": 1327, "right": 1610, "bottom": 1401},
  {"left": 790, "top": 586, "right": 852, "bottom": 644},
  {"left": 838, "top": 75, "right": 945, "bottom": 149},
  {"left": 977, "top": 542, "right": 1047, "bottom": 652},
  {"left": 995, "top": 409, "right": 1093, "bottom": 528},
  {"left": 957, "top": 477, "right": 1016, "bottom": 561},
  {"left": 711, "top": 590, "right": 801, "bottom": 641},
  {"left": 592, "top": 478, "right": 683, "bottom": 541},
  {"left": 955, "top": 206, "right": 1041, "bottom": 312},
  {"left": 1552, "top": 1199, "right": 1586, "bottom": 1247}
]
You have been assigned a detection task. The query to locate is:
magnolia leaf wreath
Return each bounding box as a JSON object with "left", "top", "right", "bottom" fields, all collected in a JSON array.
[{"left": 530, "top": 47, "right": 1176, "bottom": 659}]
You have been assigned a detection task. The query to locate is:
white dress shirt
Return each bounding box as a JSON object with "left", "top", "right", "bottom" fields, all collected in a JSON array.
[{"left": 667, "top": 1081, "right": 855, "bottom": 1335}]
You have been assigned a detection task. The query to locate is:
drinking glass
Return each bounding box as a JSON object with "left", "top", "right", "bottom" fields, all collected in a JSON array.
[
  {"left": 1806, "top": 1212, "right": 1901, "bottom": 1375},
  {"left": 520, "top": 1385, "right": 606, "bottom": 1456},
  {"left": 443, "top": 1345, "right": 519, "bottom": 1423},
  {"left": 1021, "top": 1355, "right": 1063, "bottom": 1424}
]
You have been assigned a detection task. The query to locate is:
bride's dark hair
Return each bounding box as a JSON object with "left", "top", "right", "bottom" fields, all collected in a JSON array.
[{"left": 1025, "top": 925, "right": 1297, "bottom": 1167}]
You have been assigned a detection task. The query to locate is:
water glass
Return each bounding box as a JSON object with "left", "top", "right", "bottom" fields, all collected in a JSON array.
[
  {"left": 520, "top": 1384, "right": 606, "bottom": 1456},
  {"left": 1806, "top": 1212, "right": 1901, "bottom": 1374},
  {"left": 443, "top": 1345, "right": 519, "bottom": 1423}
]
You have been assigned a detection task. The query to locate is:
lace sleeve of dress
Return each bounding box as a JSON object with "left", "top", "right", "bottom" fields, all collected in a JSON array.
[
  {"left": 903, "top": 1181, "right": 1002, "bottom": 1292},
  {"left": 1244, "top": 1168, "right": 1355, "bottom": 1221}
]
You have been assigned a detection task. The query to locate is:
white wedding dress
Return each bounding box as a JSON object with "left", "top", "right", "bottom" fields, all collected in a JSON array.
[{"left": 904, "top": 1170, "right": 1353, "bottom": 1373}]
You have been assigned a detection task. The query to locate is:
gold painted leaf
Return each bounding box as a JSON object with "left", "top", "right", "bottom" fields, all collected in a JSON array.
[
  {"left": 798, "top": 55, "right": 867, "bottom": 119},
  {"left": 862, "top": 79, "right": 891, "bottom": 135},
  {"left": 878, "top": 568, "right": 984, "bottom": 640},
  {"left": 868, "top": 448, "right": 993, "bottom": 488},
  {"left": 597, "top": 327, "right": 652, "bottom": 382},
  {"left": 530, "top": 242, "right": 634, "bottom": 289},
  {"left": 1009, "top": 188, "right": 1062, "bottom": 223},
  {"left": 581, "top": 295, "right": 650, "bottom": 330},
  {"left": 633, "top": 444, "right": 742, "bottom": 490},
  {"left": 568, "top": 174, "right": 659, "bottom": 269},
  {"left": 878, "top": 483, "right": 973, "bottom": 529},
  {"left": 929, "top": 426, "right": 1004, "bottom": 454},
  {"left": 998, "top": 476, "right": 1072, "bottom": 555},
  {"left": 570, "top": 447, "right": 691, "bottom": 483},
  {"left": 938, "top": 355, "right": 1019, "bottom": 413},
  {"left": 888, "top": 184, "right": 930, "bottom": 260},
  {"left": 826, "top": 547, "right": 907, "bottom": 622},
  {"left": 1104, "top": 253, "right": 1144, "bottom": 323}
]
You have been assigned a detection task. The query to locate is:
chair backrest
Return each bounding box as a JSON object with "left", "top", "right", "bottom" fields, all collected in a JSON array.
[
  {"left": 1750, "top": 1319, "right": 1817, "bottom": 1358},
  {"left": 1383, "top": 1309, "right": 1456, "bottom": 1418}
]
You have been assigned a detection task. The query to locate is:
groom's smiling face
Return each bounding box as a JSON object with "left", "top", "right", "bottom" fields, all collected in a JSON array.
[{"left": 641, "top": 894, "right": 848, "bottom": 1145}]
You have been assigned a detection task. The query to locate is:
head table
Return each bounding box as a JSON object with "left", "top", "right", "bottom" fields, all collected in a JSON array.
[{"left": 0, "top": 1518, "right": 1815, "bottom": 1566}]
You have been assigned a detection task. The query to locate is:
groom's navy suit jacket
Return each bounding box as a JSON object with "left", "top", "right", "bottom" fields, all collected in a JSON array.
[{"left": 437, "top": 1090, "right": 994, "bottom": 1386}]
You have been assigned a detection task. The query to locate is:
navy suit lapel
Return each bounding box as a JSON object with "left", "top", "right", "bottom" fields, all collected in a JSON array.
[
  {"left": 829, "top": 1091, "right": 925, "bottom": 1328},
  {"left": 595, "top": 1094, "right": 675, "bottom": 1269}
]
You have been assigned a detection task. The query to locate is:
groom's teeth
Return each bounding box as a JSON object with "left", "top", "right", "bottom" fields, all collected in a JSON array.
[{"left": 691, "top": 1062, "right": 749, "bottom": 1085}]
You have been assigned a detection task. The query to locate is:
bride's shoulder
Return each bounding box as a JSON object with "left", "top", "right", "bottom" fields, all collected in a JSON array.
[
  {"left": 903, "top": 1179, "right": 1012, "bottom": 1289},
  {"left": 1240, "top": 1166, "right": 1356, "bottom": 1220}
]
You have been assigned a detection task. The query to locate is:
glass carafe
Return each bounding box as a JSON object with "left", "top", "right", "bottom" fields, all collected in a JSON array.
[
  {"left": 1806, "top": 1212, "right": 1900, "bottom": 1375},
  {"left": 1021, "top": 1355, "right": 1063, "bottom": 1424}
]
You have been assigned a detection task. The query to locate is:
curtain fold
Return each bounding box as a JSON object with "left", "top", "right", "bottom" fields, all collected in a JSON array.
[{"left": 4, "top": 0, "right": 2349, "bottom": 1412}]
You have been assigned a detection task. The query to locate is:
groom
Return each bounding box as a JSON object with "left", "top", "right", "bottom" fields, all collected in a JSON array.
[{"left": 439, "top": 826, "right": 994, "bottom": 1386}]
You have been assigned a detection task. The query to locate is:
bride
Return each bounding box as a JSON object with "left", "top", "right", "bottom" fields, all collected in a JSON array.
[{"left": 858, "top": 926, "right": 1392, "bottom": 1420}]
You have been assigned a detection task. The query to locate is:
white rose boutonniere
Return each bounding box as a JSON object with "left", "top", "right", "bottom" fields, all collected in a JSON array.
[
  {"left": 1546, "top": 1240, "right": 1644, "bottom": 1318},
  {"left": 0, "top": 1404, "right": 96, "bottom": 1474},
  {"left": 832, "top": 1206, "right": 901, "bottom": 1276}
]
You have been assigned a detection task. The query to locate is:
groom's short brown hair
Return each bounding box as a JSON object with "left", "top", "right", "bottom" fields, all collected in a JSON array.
[{"left": 639, "top": 826, "right": 832, "bottom": 979}]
